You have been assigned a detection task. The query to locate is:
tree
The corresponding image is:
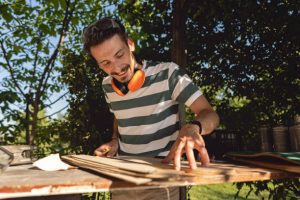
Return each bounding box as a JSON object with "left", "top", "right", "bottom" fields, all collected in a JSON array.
[
  {"left": 1, "top": 0, "right": 298, "bottom": 197},
  {"left": 59, "top": 51, "right": 113, "bottom": 154},
  {"left": 171, "top": 0, "right": 187, "bottom": 68},
  {"left": 111, "top": 1, "right": 300, "bottom": 197},
  {"left": 58, "top": 0, "right": 175, "bottom": 154},
  {"left": 61, "top": 0, "right": 299, "bottom": 151},
  {"left": 187, "top": 0, "right": 300, "bottom": 126},
  {"left": 185, "top": 0, "right": 300, "bottom": 198},
  {"left": 116, "top": 0, "right": 173, "bottom": 62},
  {"left": 0, "top": 0, "right": 110, "bottom": 145}
]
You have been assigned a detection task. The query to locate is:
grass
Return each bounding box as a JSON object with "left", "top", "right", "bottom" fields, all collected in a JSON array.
[
  {"left": 82, "top": 183, "right": 270, "bottom": 200},
  {"left": 188, "top": 183, "right": 270, "bottom": 200}
]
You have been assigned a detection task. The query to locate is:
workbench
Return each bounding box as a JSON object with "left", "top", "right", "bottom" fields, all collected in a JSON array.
[{"left": 0, "top": 158, "right": 298, "bottom": 199}]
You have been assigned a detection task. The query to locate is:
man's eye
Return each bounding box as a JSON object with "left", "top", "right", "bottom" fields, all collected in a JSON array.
[
  {"left": 101, "top": 62, "right": 110, "bottom": 68},
  {"left": 116, "top": 53, "right": 124, "bottom": 58}
]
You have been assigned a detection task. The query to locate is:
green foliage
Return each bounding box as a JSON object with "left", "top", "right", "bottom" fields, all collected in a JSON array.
[
  {"left": 81, "top": 192, "right": 110, "bottom": 200},
  {"left": 31, "top": 112, "right": 74, "bottom": 158},
  {"left": 116, "top": 0, "right": 173, "bottom": 62},
  {"left": 114, "top": 0, "right": 300, "bottom": 143},
  {"left": 0, "top": 0, "right": 71, "bottom": 143},
  {"left": 0, "top": 0, "right": 111, "bottom": 145},
  {"left": 234, "top": 179, "right": 300, "bottom": 200},
  {"left": 186, "top": 0, "right": 300, "bottom": 129},
  {"left": 1, "top": 0, "right": 299, "bottom": 199},
  {"left": 60, "top": 50, "right": 113, "bottom": 154}
]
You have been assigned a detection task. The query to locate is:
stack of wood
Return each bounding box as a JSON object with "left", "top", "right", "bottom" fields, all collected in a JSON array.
[{"left": 61, "top": 155, "right": 187, "bottom": 185}]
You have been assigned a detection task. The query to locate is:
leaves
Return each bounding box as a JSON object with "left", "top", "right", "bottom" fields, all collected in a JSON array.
[
  {"left": 0, "top": 0, "right": 105, "bottom": 145},
  {"left": 0, "top": 1, "right": 299, "bottom": 197},
  {"left": 235, "top": 179, "right": 300, "bottom": 200},
  {"left": 0, "top": 4, "right": 13, "bottom": 23},
  {"left": 60, "top": 50, "right": 113, "bottom": 154},
  {"left": 0, "top": 91, "right": 20, "bottom": 104}
]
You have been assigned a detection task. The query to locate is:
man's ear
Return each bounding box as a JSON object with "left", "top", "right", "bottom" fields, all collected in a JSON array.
[{"left": 127, "top": 38, "right": 135, "bottom": 52}]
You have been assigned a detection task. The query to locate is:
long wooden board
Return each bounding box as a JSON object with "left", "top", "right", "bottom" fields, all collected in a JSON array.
[
  {"left": 225, "top": 152, "right": 300, "bottom": 174},
  {"left": 62, "top": 156, "right": 152, "bottom": 185},
  {"left": 61, "top": 155, "right": 187, "bottom": 185},
  {"left": 0, "top": 158, "right": 298, "bottom": 199},
  {"left": 64, "top": 155, "right": 157, "bottom": 173}
]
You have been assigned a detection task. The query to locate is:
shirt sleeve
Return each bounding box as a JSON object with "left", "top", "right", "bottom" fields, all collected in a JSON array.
[{"left": 168, "top": 62, "right": 202, "bottom": 107}]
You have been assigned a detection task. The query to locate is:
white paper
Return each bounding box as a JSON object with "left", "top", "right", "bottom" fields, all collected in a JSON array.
[{"left": 33, "top": 153, "right": 72, "bottom": 171}]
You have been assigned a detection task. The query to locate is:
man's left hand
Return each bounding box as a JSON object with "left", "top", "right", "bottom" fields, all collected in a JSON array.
[{"left": 162, "top": 123, "right": 210, "bottom": 171}]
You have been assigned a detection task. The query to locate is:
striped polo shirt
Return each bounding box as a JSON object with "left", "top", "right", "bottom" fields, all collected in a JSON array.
[{"left": 102, "top": 61, "right": 202, "bottom": 157}]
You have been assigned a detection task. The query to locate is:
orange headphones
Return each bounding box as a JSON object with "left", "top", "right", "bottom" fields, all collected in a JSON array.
[{"left": 111, "top": 69, "right": 145, "bottom": 96}]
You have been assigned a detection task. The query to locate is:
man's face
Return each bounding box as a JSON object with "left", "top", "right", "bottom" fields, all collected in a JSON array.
[{"left": 90, "top": 34, "right": 136, "bottom": 83}]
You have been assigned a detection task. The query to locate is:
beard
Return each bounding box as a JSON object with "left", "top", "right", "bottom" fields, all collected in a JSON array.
[{"left": 111, "top": 64, "right": 132, "bottom": 83}]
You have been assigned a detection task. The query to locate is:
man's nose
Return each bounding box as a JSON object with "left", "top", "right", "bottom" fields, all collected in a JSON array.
[{"left": 110, "top": 61, "right": 122, "bottom": 75}]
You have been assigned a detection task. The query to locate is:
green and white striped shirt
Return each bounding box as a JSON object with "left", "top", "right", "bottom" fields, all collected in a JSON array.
[{"left": 102, "top": 61, "right": 202, "bottom": 157}]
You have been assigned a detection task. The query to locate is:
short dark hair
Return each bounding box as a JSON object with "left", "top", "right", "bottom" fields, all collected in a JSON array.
[{"left": 82, "top": 17, "right": 128, "bottom": 55}]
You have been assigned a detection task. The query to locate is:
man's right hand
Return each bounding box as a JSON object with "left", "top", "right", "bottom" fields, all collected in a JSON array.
[{"left": 94, "top": 138, "right": 119, "bottom": 157}]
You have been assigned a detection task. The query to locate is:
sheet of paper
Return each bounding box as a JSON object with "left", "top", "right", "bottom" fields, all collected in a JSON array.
[{"left": 33, "top": 153, "right": 73, "bottom": 171}]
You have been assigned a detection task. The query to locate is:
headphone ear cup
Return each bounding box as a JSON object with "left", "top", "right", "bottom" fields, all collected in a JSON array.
[
  {"left": 112, "top": 80, "right": 126, "bottom": 96},
  {"left": 128, "top": 69, "right": 145, "bottom": 92}
]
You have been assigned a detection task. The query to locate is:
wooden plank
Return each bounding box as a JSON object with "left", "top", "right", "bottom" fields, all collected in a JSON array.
[
  {"left": 64, "top": 156, "right": 177, "bottom": 179},
  {"left": 62, "top": 157, "right": 152, "bottom": 185},
  {"left": 62, "top": 155, "right": 189, "bottom": 184},
  {"left": 225, "top": 157, "right": 300, "bottom": 174},
  {"left": 226, "top": 152, "right": 300, "bottom": 165},
  {"left": 63, "top": 155, "right": 157, "bottom": 174},
  {"left": 0, "top": 165, "right": 113, "bottom": 198},
  {"left": 0, "top": 158, "right": 298, "bottom": 199},
  {"left": 225, "top": 152, "right": 300, "bottom": 174}
]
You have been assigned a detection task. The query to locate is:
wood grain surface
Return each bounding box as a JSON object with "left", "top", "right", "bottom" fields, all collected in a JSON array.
[{"left": 0, "top": 156, "right": 298, "bottom": 199}]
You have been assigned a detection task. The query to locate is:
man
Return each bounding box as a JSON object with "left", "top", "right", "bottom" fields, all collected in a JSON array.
[{"left": 83, "top": 17, "right": 219, "bottom": 200}]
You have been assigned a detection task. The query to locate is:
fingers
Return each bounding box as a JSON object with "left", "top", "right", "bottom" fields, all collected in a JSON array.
[
  {"left": 162, "top": 129, "right": 210, "bottom": 171},
  {"left": 162, "top": 138, "right": 186, "bottom": 171},
  {"left": 161, "top": 155, "right": 172, "bottom": 164},
  {"left": 173, "top": 139, "right": 186, "bottom": 171},
  {"left": 198, "top": 147, "right": 210, "bottom": 166},
  {"left": 95, "top": 140, "right": 119, "bottom": 157},
  {"left": 161, "top": 151, "right": 173, "bottom": 164},
  {"left": 94, "top": 145, "right": 110, "bottom": 157},
  {"left": 162, "top": 140, "right": 179, "bottom": 164},
  {"left": 107, "top": 146, "right": 117, "bottom": 157},
  {"left": 185, "top": 139, "right": 197, "bottom": 169},
  {"left": 195, "top": 140, "right": 210, "bottom": 166}
]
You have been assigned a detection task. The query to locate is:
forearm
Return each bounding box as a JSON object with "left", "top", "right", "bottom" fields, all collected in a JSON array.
[
  {"left": 112, "top": 116, "right": 119, "bottom": 140},
  {"left": 194, "top": 109, "right": 219, "bottom": 135}
]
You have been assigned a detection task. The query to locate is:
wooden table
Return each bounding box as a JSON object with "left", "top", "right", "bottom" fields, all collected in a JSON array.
[{"left": 0, "top": 159, "right": 298, "bottom": 199}]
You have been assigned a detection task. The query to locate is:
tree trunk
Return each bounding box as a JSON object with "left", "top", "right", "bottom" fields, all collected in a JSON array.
[
  {"left": 171, "top": 0, "right": 188, "bottom": 128},
  {"left": 30, "top": 97, "right": 40, "bottom": 146},
  {"left": 25, "top": 101, "right": 30, "bottom": 145},
  {"left": 171, "top": 3, "right": 188, "bottom": 200},
  {"left": 171, "top": 0, "right": 187, "bottom": 68}
]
